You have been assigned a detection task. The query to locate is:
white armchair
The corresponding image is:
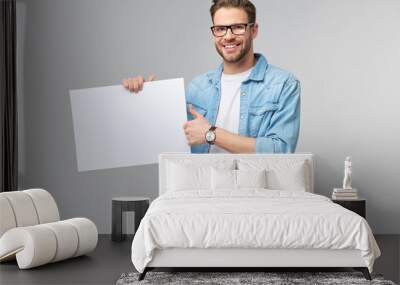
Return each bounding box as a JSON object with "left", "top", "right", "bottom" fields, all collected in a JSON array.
[{"left": 0, "top": 189, "right": 97, "bottom": 269}]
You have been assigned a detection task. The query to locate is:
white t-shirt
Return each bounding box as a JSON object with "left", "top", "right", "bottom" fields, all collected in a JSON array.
[{"left": 209, "top": 68, "right": 253, "bottom": 153}]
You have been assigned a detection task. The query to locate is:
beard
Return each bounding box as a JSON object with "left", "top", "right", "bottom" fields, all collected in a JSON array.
[{"left": 215, "top": 38, "right": 252, "bottom": 64}]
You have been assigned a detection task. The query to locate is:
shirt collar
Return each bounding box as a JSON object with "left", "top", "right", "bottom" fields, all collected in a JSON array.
[{"left": 210, "top": 53, "right": 268, "bottom": 87}]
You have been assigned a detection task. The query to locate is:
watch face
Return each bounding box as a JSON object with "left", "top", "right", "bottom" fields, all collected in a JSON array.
[{"left": 206, "top": 131, "right": 216, "bottom": 142}]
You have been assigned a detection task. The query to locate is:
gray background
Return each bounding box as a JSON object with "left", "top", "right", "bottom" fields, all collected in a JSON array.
[{"left": 16, "top": 0, "right": 400, "bottom": 234}]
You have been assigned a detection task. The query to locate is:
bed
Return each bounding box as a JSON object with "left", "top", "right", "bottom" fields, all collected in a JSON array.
[{"left": 131, "top": 153, "right": 380, "bottom": 281}]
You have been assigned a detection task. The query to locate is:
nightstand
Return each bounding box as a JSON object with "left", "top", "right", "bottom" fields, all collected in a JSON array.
[
  {"left": 112, "top": 197, "right": 150, "bottom": 242},
  {"left": 332, "top": 198, "right": 366, "bottom": 218}
]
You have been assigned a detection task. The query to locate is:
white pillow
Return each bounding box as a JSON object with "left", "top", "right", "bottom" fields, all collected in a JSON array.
[
  {"left": 211, "top": 168, "right": 267, "bottom": 190},
  {"left": 268, "top": 162, "right": 306, "bottom": 191},
  {"left": 236, "top": 169, "right": 267, "bottom": 189},
  {"left": 211, "top": 168, "right": 236, "bottom": 190},
  {"left": 167, "top": 162, "right": 210, "bottom": 191},
  {"left": 238, "top": 159, "right": 308, "bottom": 191},
  {"left": 166, "top": 159, "right": 235, "bottom": 192}
]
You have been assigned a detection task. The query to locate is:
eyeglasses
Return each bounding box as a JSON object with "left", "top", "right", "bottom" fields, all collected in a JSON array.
[{"left": 210, "top": 23, "right": 254, "bottom": 37}]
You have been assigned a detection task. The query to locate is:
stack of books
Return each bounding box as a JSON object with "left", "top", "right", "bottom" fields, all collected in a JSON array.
[{"left": 332, "top": 188, "right": 358, "bottom": 200}]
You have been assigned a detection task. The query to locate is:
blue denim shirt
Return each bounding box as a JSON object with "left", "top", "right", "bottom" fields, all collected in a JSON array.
[{"left": 186, "top": 53, "right": 300, "bottom": 153}]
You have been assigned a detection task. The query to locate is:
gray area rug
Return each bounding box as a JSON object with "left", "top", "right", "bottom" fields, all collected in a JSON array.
[{"left": 116, "top": 271, "right": 396, "bottom": 285}]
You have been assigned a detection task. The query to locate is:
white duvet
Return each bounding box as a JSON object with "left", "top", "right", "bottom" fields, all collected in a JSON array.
[{"left": 131, "top": 190, "right": 380, "bottom": 273}]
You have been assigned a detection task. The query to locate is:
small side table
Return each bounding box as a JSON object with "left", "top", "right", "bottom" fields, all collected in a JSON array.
[
  {"left": 112, "top": 197, "right": 150, "bottom": 242},
  {"left": 332, "top": 198, "right": 366, "bottom": 218}
]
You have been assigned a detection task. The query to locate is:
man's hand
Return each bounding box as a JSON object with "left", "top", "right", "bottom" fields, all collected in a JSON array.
[
  {"left": 183, "top": 105, "right": 211, "bottom": 145},
  {"left": 122, "top": 74, "right": 156, "bottom": 93}
]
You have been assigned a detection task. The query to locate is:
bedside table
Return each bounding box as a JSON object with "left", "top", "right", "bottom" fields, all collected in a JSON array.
[
  {"left": 332, "top": 198, "right": 366, "bottom": 218},
  {"left": 112, "top": 197, "right": 150, "bottom": 242}
]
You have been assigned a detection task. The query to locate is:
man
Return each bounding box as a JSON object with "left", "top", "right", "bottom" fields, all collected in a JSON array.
[{"left": 123, "top": 0, "right": 300, "bottom": 154}]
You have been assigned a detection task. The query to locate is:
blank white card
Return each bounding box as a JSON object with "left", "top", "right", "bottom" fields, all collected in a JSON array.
[{"left": 70, "top": 78, "right": 190, "bottom": 172}]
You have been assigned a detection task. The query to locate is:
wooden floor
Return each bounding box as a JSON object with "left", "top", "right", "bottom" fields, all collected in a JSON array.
[{"left": 0, "top": 235, "right": 398, "bottom": 285}]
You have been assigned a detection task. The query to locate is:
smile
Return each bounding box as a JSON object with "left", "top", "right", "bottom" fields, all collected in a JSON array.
[{"left": 223, "top": 43, "right": 240, "bottom": 51}]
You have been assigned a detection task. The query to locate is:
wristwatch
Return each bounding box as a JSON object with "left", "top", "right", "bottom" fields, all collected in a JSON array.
[{"left": 205, "top": 126, "right": 217, "bottom": 145}]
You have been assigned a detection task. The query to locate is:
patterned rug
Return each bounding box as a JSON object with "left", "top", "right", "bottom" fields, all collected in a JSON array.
[{"left": 116, "top": 271, "right": 397, "bottom": 285}]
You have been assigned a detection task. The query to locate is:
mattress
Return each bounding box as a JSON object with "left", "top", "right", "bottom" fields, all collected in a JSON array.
[{"left": 131, "top": 189, "right": 380, "bottom": 273}]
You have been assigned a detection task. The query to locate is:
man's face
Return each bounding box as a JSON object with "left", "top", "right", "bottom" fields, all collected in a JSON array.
[{"left": 212, "top": 8, "right": 258, "bottom": 64}]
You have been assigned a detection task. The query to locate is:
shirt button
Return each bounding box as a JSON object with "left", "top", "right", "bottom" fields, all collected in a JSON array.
[
  {"left": 241, "top": 92, "right": 246, "bottom": 96},
  {"left": 240, "top": 115, "right": 244, "bottom": 119}
]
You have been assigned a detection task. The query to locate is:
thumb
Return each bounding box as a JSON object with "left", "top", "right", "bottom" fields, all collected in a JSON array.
[
  {"left": 189, "top": 104, "right": 201, "bottom": 119},
  {"left": 147, "top": 74, "right": 156, "bottom": 81}
]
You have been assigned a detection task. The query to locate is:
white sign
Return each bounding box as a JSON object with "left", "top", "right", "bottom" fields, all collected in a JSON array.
[{"left": 70, "top": 78, "right": 190, "bottom": 171}]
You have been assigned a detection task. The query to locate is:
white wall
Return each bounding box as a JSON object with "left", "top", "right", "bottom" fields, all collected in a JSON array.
[{"left": 17, "top": 0, "right": 400, "bottom": 233}]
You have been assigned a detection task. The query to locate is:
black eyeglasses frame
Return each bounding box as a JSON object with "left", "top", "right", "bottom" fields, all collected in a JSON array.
[{"left": 210, "top": 23, "right": 255, "bottom": 37}]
